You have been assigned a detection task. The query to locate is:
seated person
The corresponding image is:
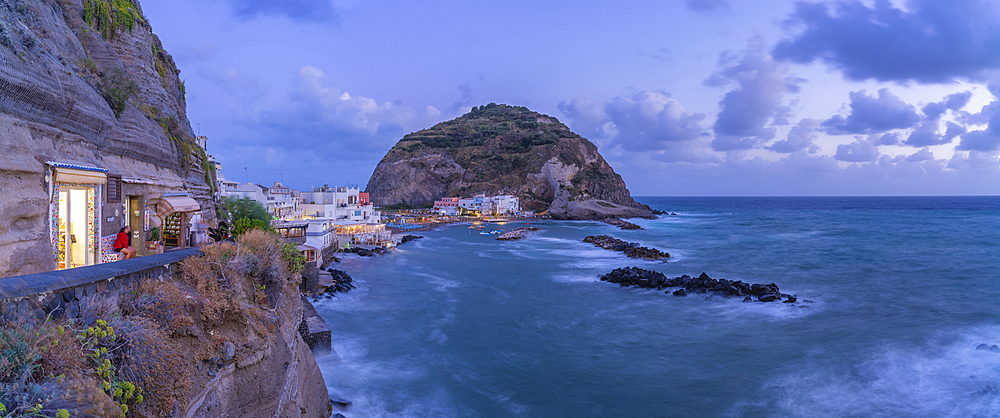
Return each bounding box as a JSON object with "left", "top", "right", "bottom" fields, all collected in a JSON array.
[{"left": 113, "top": 226, "right": 137, "bottom": 259}]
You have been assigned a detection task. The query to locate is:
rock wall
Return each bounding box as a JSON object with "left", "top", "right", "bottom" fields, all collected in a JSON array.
[{"left": 0, "top": 0, "right": 215, "bottom": 277}]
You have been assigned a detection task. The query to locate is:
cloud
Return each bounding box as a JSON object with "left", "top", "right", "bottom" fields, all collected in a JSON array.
[
  {"left": 452, "top": 83, "right": 473, "bottom": 113},
  {"left": 905, "top": 148, "right": 934, "bottom": 162},
  {"left": 773, "top": 0, "right": 1000, "bottom": 83},
  {"left": 559, "top": 91, "right": 707, "bottom": 156},
  {"left": 956, "top": 129, "right": 1000, "bottom": 152},
  {"left": 686, "top": 0, "right": 730, "bottom": 14},
  {"left": 231, "top": 0, "right": 338, "bottom": 23},
  {"left": 822, "top": 89, "right": 920, "bottom": 135},
  {"left": 197, "top": 67, "right": 268, "bottom": 105},
  {"left": 707, "top": 41, "right": 801, "bottom": 151},
  {"left": 767, "top": 118, "right": 821, "bottom": 153},
  {"left": 874, "top": 132, "right": 900, "bottom": 146},
  {"left": 904, "top": 120, "right": 966, "bottom": 147},
  {"left": 922, "top": 91, "right": 972, "bottom": 120},
  {"left": 252, "top": 66, "right": 444, "bottom": 157},
  {"left": 955, "top": 93, "right": 1000, "bottom": 152},
  {"left": 835, "top": 136, "right": 880, "bottom": 162}
]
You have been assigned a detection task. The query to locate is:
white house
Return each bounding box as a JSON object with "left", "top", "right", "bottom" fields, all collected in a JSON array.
[{"left": 300, "top": 185, "right": 380, "bottom": 223}]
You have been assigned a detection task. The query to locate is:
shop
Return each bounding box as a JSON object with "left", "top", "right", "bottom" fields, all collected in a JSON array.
[
  {"left": 153, "top": 193, "right": 201, "bottom": 250},
  {"left": 47, "top": 162, "right": 106, "bottom": 270}
]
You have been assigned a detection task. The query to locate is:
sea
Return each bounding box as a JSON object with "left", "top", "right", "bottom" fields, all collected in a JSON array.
[{"left": 312, "top": 196, "right": 1000, "bottom": 417}]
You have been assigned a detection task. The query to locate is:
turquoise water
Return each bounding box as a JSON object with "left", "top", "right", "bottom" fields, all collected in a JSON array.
[{"left": 314, "top": 197, "right": 1000, "bottom": 417}]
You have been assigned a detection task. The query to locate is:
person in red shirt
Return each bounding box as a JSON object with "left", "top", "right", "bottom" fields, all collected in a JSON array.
[{"left": 113, "top": 226, "right": 137, "bottom": 259}]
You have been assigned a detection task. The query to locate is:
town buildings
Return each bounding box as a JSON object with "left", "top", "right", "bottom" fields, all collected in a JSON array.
[{"left": 434, "top": 194, "right": 521, "bottom": 216}]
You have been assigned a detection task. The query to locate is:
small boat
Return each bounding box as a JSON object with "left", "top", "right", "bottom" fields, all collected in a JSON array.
[
  {"left": 489, "top": 229, "right": 502, "bottom": 234},
  {"left": 479, "top": 231, "right": 492, "bottom": 235}
]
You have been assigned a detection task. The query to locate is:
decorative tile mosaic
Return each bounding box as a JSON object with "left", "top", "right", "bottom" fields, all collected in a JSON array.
[{"left": 100, "top": 235, "right": 123, "bottom": 263}]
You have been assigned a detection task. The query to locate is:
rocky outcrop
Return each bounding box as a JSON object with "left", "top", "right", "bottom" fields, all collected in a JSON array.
[
  {"left": 583, "top": 235, "right": 670, "bottom": 260},
  {"left": 496, "top": 227, "right": 539, "bottom": 241},
  {"left": 0, "top": 0, "right": 215, "bottom": 277},
  {"left": 365, "top": 103, "right": 652, "bottom": 219},
  {"left": 599, "top": 267, "right": 799, "bottom": 303},
  {"left": 603, "top": 218, "right": 642, "bottom": 230}
]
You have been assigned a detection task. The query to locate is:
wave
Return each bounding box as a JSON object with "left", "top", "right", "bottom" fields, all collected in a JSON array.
[{"left": 733, "top": 325, "right": 1000, "bottom": 417}]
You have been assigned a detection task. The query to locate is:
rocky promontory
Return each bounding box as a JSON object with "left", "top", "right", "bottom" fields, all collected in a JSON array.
[
  {"left": 583, "top": 235, "right": 670, "bottom": 260},
  {"left": 365, "top": 103, "right": 652, "bottom": 220}
]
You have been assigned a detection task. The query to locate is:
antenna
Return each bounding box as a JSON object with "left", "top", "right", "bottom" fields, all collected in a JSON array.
[{"left": 244, "top": 167, "right": 248, "bottom": 183}]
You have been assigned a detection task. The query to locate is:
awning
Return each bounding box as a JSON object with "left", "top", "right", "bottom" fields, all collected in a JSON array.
[
  {"left": 47, "top": 161, "right": 108, "bottom": 184},
  {"left": 296, "top": 244, "right": 317, "bottom": 251},
  {"left": 122, "top": 177, "right": 154, "bottom": 185},
  {"left": 156, "top": 195, "right": 200, "bottom": 216}
]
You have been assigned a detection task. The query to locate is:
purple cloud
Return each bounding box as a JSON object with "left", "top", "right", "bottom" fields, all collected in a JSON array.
[
  {"left": 559, "top": 91, "right": 707, "bottom": 155},
  {"left": 708, "top": 42, "right": 801, "bottom": 151},
  {"left": 773, "top": 0, "right": 1000, "bottom": 83},
  {"left": 231, "top": 0, "right": 338, "bottom": 23},
  {"left": 767, "top": 118, "right": 820, "bottom": 153},
  {"left": 822, "top": 89, "right": 920, "bottom": 135},
  {"left": 835, "top": 136, "right": 880, "bottom": 162},
  {"left": 686, "top": 0, "right": 730, "bottom": 14}
]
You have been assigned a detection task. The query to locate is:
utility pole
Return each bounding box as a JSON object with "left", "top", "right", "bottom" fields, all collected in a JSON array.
[{"left": 244, "top": 167, "right": 248, "bottom": 184}]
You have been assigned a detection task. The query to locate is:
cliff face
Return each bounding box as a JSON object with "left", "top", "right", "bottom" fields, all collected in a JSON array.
[
  {"left": 366, "top": 104, "right": 652, "bottom": 219},
  {"left": 0, "top": 0, "right": 215, "bottom": 276}
]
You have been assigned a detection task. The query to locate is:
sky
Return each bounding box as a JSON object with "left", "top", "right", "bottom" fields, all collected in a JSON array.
[{"left": 142, "top": 0, "right": 1000, "bottom": 196}]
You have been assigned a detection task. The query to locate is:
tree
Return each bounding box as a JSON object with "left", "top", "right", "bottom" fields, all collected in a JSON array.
[{"left": 223, "top": 196, "right": 270, "bottom": 222}]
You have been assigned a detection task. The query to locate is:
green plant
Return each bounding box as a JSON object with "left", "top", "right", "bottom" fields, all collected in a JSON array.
[
  {"left": 83, "top": 0, "right": 145, "bottom": 40},
  {"left": 231, "top": 218, "right": 270, "bottom": 237},
  {"left": 99, "top": 68, "right": 135, "bottom": 118},
  {"left": 149, "top": 227, "right": 160, "bottom": 241},
  {"left": 223, "top": 197, "right": 269, "bottom": 223},
  {"left": 279, "top": 242, "right": 305, "bottom": 273}
]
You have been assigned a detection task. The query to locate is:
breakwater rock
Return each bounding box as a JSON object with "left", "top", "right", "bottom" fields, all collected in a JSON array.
[
  {"left": 324, "top": 268, "right": 356, "bottom": 294},
  {"left": 604, "top": 218, "right": 643, "bottom": 230},
  {"left": 600, "top": 267, "right": 798, "bottom": 303},
  {"left": 497, "top": 227, "right": 541, "bottom": 241},
  {"left": 342, "top": 246, "right": 388, "bottom": 256},
  {"left": 399, "top": 235, "right": 424, "bottom": 245},
  {"left": 583, "top": 235, "right": 670, "bottom": 260}
]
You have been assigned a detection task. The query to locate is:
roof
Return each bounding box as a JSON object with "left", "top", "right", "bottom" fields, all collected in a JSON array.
[{"left": 46, "top": 161, "right": 108, "bottom": 173}]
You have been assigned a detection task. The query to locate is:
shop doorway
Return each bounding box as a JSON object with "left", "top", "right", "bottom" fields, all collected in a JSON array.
[
  {"left": 163, "top": 212, "right": 185, "bottom": 248},
  {"left": 57, "top": 187, "right": 94, "bottom": 269},
  {"left": 125, "top": 196, "right": 144, "bottom": 243}
]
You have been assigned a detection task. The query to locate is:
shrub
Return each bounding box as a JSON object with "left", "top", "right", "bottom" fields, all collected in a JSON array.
[
  {"left": 223, "top": 197, "right": 269, "bottom": 223},
  {"left": 231, "top": 218, "right": 270, "bottom": 237}
]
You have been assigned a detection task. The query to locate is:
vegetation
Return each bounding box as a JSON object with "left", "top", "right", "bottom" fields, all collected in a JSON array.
[
  {"left": 399, "top": 103, "right": 577, "bottom": 149},
  {"left": 222, "top": 197, "right": 269, "bottom": 223},
  {"left": 99, "top": 68, "right": 136, "bottom": 118},
  {"left": 148, "top": 227, "right": 160, "bottom": 242},
  {"left": 82, "top": 0, "right": 145, "bottom": 40},
  {"left": 231, "top": 218, "right": 270, "bottom": 237},
  {"left": 0, "top": 230, "right": 304, "bottom": 417}
]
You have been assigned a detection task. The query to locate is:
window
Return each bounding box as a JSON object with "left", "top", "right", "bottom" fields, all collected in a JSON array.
[{"left": 106, "top": 175, "right": 122, "bottom": 203}]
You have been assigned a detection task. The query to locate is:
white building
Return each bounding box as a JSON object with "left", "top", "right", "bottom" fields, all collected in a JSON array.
[
  {"left": 300, "top": 185, "right": 380, "bottom": 223},
  {"left": 221, "top": 182, "right": 302, "bottom": 221},
  {"left": 487, "top": 195, "right": 520, "bottom": 215}
]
